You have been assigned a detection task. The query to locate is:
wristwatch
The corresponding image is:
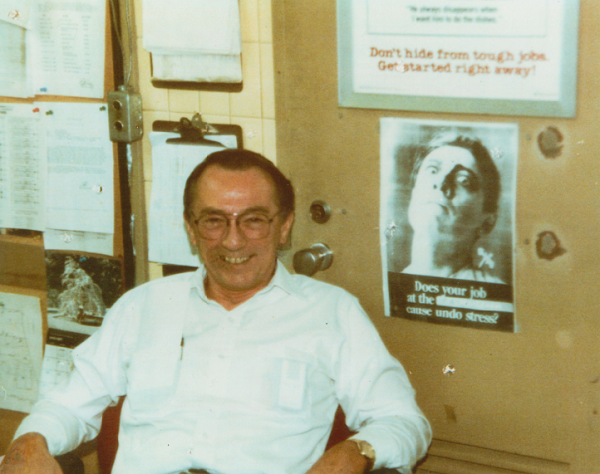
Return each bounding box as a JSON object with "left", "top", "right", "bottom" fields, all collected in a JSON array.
[{"left": 349, "top": 438, "right": 376, "bottom": 471}]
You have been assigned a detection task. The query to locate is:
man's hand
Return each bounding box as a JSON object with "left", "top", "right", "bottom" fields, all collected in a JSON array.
[
  {"left": 0, "top": 432, "right": 63, "bottom": 474},
  {"left": 306, "top": 440, "right": 370, "bottom": 474}
]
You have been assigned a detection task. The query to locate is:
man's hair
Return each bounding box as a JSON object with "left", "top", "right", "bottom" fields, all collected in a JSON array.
[
  {"left": 183, "top": 149, "right": 295, "bottom": 220},
  {"left": 410, "top": 131, "right": 501, "bottom": 214}
]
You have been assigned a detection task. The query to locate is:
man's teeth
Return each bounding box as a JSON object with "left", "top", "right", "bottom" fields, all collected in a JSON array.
[{"left": 222, "top": 256, "right": 250, "bottom": 264}]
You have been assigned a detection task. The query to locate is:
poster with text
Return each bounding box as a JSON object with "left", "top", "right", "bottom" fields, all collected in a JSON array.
[
  {"left": 380, "top": 118, "right": 517, "bottom": 332},
  {"left": 339, "top": 0, "right": 579, "bottom": 117}
]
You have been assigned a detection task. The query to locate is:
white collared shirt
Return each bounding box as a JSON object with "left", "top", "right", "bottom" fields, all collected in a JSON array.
[{"left": 16, "top": 262, "right": 431, "bottom": 474}]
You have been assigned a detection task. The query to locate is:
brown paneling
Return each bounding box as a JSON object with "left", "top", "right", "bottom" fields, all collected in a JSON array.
[
  {"left": 419, "top": 439, "right": 569, "bottom": 474},
  {"left": 0, "top": 234, "right": 46, "bottom": 290},
  {"left": 273, "top": 0, "right": 600, "bottom": 472}
]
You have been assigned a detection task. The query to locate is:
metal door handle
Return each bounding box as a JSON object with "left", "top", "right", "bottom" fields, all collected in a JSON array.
[{"left": 293, "top": 243, "right": 333, "bottom": 276}]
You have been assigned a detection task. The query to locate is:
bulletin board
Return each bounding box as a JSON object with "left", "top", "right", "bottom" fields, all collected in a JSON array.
[{"left": 0, "top": 3, "right": 126, "bottom": 451}]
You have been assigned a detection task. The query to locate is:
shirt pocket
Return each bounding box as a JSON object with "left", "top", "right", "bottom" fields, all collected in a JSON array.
[
  {"left": 260, "top": 346, "right": 328, "bottom": 416},
  {"left": 223, "top": 346, "right": 319, "bottom": 416}
]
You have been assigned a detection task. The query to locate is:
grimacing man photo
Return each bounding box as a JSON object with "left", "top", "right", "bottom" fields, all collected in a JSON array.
[{"left": 402, "top": 132, "right": 505, "bottom": 283}]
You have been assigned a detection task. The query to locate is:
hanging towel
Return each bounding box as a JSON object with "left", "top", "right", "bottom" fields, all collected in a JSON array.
[{"left": 142, "top": 0, "right": 241, "bottom": 83}]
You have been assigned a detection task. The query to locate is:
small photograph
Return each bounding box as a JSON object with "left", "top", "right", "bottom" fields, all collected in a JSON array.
[
  {"left": 380, "top": 118, "right": 517, "bottom": 332},
  {"left": 45, "top": 251, "right": 123, "bottom": 335}
]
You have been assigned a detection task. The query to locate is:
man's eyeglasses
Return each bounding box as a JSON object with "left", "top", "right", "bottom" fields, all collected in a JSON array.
[{"left": 192, "top": 210, "right": 282, "bottom": 240}]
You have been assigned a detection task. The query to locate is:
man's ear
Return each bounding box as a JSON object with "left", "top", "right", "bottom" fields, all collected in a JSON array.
[
  {"left": 279, "top": 212, "right": 295, "bottom": 248},
  {"left": 184, "top": 214, "right": 197, "bottom": 247},
  {"left": 480, "top": 213, "right": 498, "bottom": 235}
]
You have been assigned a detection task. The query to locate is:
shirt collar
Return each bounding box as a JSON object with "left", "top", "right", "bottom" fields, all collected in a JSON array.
[
  {"left": 190, "top": 260, "right": 307, "bottom": 303},
  {"left": 266, "top": 260, "right": 307, "bottom": 299},
  {"left": 190, "top": 265, "right": 208, "bottom": 301}
]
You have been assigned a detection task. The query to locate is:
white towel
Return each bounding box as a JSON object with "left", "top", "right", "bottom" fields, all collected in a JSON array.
[
  {"left": 143, "top": 0, "right": 242, "bottom": 83},
  {"left": 152, "top": 52, "right": 242, "bottom": 83}
]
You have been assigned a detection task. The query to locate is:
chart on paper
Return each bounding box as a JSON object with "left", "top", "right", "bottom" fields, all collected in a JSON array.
[{"left": 0, "top": 292, "right": 43, "bottom": 413}]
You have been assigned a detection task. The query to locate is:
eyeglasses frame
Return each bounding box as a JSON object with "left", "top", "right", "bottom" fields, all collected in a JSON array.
[{"left": 190, "top": 208, "right": 284, "bottom": 241}]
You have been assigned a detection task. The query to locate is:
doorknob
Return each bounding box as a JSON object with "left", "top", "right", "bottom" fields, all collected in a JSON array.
[{"left": 293, "top": 243, "right": 333, "bottom": 276}]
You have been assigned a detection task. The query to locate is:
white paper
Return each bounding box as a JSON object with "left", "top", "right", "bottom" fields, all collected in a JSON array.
[
  {"left": 41, "top": 102, "right": 114, "bottom": 235},
  {"left": 143, "top": 0, "right": 241, "bottom": 83},
  {"left": 0, "top": 103, "right": 46, "bottom": 231},
  {"left": 0, "top": 291, "right": 44, "bottom": 413},
  {"left": 143, "top": 0, "right": 241, "bottom": 54},
  {"left": 38, "top": 343, "right": 74, "bottom": 395},
  {"left": 39, "top": 329, "right": 91, "bottom": 395},
  {"left": 0, "top": 21, "right": 31, "bottom": 98},
  {"left": 43, "top": 229, "right": 113, "bottom": 256},
  {"left": 29, "top": 0, "right": 106, "bottom": 98},
  {"left": 148, "top": 132, "right": 237, "bottom": 266},
  {"left": 351, "top": 0, "right": 565, "bottom": 101}
]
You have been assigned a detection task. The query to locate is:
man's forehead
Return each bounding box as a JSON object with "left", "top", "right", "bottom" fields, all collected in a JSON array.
[
  {"left": 198, "top": 205, "right": 271, "bottom": 216},
  {"left": 195, "top": 165, "right": 278, "bottom": 206},
  {"left": 200, "top": 164, "right": 273, "bottom": 184}
]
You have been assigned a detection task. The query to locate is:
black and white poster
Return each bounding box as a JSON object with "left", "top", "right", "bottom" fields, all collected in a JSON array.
[
  {"left": 45, "top": 251, "right": 123, "bottom": 335},
  {"left": 380, "top": 118, "right": 517, "bottom": 332}
]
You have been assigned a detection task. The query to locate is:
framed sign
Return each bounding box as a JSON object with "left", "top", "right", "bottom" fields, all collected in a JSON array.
[{"left": 338, "top": 0, "right": 579, "bottom": 117}]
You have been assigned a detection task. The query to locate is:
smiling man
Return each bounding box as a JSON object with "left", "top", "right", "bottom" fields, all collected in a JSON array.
[
  {"left": 183, "top": 159, "right": 294, "bottom": 309},
  {"left": 403, "top": 132, "right": 504, "bottom": 282},
  {"left": 2, "top": 149, "right": 430, "bottom": 474}
]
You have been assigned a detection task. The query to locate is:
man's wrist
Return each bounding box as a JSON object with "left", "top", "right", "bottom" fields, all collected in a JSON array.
[
  {"left": 348, "top": 438, "right": 376, "bottom": 472},
  {"left": 14, "top": 432, "right": 48, "bottom": 448}
]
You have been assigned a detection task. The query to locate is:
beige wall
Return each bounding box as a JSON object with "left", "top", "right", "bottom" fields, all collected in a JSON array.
[
  {"left": 272, "top": 1, "right": 600, "bottom": 471},
  {"left": 132, "top": 0, "right": 277, "bottom": 280}
]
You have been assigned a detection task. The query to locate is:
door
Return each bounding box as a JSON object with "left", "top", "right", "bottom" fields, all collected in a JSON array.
[{"left": 272, "top": 1, "right": 600, "bottom": 472}]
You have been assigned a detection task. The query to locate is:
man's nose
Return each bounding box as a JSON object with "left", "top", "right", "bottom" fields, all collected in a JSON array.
[
  {"left": 434, "top": 173, "right": 455, "bottom": 199},
  {"left": 220, "top": 218, "right": 246, "bottom": 248}
]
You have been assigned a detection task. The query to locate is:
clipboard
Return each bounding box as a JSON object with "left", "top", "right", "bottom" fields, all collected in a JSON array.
[
  {"left": 152, "top": 113, "right": 243, "bottom": 148},
  {"left": 149, "top": 114, "right": 243, "bottom": 273}
]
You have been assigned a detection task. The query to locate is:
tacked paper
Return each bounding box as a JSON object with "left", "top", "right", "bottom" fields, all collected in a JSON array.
[{"left": 0, "top": 291, "right": 43, "bottom": 413}]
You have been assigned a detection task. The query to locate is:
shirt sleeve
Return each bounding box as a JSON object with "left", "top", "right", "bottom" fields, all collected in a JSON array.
[
  {"left": 334, "top": 294, "right": 432, "bottom": 472},
  {"left": 13, "top": 291, "right": 140, "bottom": 456}
]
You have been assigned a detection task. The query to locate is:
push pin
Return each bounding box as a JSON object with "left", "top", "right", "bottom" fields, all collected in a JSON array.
[
  {"left": 8, "top": 10, "right": 20, "bottom": 20},
  {"left": 384, "top": 221, "right": 398, "bottom": 240},
  {"left": 442, "top": 364, "right": 456, "bottom": 376},
  {"left": 490, "top": 146, "right": 504, "bottom": 161}
]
